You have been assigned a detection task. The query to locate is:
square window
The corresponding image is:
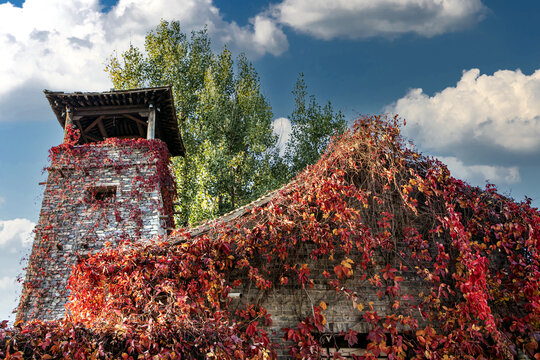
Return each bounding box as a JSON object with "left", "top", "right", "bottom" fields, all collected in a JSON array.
[{"left": 86, "top": 186, "right": 116, "bottom": 203}]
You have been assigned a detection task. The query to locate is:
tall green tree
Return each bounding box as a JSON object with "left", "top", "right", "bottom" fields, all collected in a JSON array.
[
  {"left": 285, "top": 73, "right": 347, "bottom": 175},
  {"left": 106, "top": 21, "right": 281, "bottom": 225}
]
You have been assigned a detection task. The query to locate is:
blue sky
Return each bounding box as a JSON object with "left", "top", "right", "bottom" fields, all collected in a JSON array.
[{"left": 0, "top": 0, "right": 539, "bottom": 320}]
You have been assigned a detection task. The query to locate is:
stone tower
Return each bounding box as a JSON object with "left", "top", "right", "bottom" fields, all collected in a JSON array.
[{"left": 17, "top": 87, "right": 184, "bottom": 321}]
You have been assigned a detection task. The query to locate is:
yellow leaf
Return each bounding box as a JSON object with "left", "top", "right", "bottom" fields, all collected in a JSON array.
[
  {"left": 357, "top": 303, "right": 364, "bottom": 312},
  {"left": 320, "top": 301, "right": 327, "bottom": 310}
]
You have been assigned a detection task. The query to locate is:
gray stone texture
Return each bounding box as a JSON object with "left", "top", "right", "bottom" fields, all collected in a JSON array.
[{"left": 17, "top": 142, "right": 173, "bottom": 321}]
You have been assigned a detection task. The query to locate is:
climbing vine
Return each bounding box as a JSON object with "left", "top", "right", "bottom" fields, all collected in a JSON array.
[{"left": 2, "top": 116, "right": 539, "bottom": 359}]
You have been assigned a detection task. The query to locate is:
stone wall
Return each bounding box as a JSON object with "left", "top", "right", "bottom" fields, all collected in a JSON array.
[
  {"left": 230, "top": 243, "right": 422, "bottom": 359},
  {"left": 18, "top": 141, "right": 174, "bottom": 321}
]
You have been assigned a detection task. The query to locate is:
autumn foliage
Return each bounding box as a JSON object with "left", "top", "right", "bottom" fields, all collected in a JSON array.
[{"left": 2, "top": 116, "right": 539, "bottom": 359}]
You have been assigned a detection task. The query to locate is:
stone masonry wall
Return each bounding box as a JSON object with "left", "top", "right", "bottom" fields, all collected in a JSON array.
[
  {"left": 230, "top": 243, "right": 422, "bottom": 359},
  {"left": 18, "top": 142, "right": 174, "bottom": 321}
]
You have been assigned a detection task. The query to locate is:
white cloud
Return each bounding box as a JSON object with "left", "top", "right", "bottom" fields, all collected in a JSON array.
[
  {"left": 0, "top": 0, "right": 288, "bottom": 122},
  {"left": 0, "top": 218, "right": 35, "bottom": 248},
  {"left": 270, "top": 0, "right": 487, "bottom": 40},
  {"left": 272, "top": 117, "right": 292, "bottom": 155},
  {"left": 105, "top": 0, "right": 287, "bottom": 57},
  {"left": 390, "top": 68, "right": 540, "bottom": 153},
  {"left": 0, "top": 276, "right": 18, "bottom": 291},
  {"left": 228, "top": 15, "right": 288, "bottom": 57},
  {"left": 439, "top": 156, "right": 520, "bottom": 185},
  {"left": 0, "top": 275, "right": 21, "bottom": 321}
]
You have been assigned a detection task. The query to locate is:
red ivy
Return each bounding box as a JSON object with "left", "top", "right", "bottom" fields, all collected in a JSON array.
[{"left": 3, "top": 116, "right": 539, "bottom": 360}]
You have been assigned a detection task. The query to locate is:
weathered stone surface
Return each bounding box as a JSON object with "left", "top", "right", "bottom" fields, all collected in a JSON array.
[{"left": 18, "top": 142, "right": 173, "bottom": 321}]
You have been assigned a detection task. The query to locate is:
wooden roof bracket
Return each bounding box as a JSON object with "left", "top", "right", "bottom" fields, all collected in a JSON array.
[
  {"left": 75, "top": 120, "right": 89, "bottom": 143},
  {"left": 82, "top": 115, "right": 104, "bottom": 133},
  {"left": 97, "top": 117, "right": 108, "bottom": 139},
  {"left": 123, "top": 114, "right": 147, "bottom": 127}
]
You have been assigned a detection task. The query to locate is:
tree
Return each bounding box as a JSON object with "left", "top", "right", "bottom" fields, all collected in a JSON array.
[
  {"left": 285, "top": 73, "right": 346, "bottom": 175},
  {"left": 106, "top": 21, "right": 282, "bottom": 225}
]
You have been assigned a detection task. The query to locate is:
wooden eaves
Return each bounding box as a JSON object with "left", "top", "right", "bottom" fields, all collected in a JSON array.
[{"left": 44, "top": 86, "right": 185, "bottom": 157}]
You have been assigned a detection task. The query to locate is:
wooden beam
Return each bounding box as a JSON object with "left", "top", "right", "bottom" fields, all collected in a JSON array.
[
  {"left": 136, "top": 121, "right": 144, "bottom": 137},
  {"left": 75, "top": 120, "right": 89, "bottom": 143},
  {"left": 84, "top": 116, "right": 104, "bottom": 133},
  {"left": 84, "top": 133, "right": 101, "bottom": 142},
  {"left": 63, "top": 106, "right": 73, "bottom": 143},
  {"left": 73, "top": 105, "right": 148, "bottom": 117},
  {"left": 147, "top": 105, "right": 156, "bottom": 139},
  {"left": 123, "top": 113, "right": 147, "bottom": 127},
  {"left": 97, "top": 118, "right": 108, "bottom": 139}
]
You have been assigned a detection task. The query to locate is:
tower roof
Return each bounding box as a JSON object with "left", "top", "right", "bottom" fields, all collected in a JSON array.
[{"left": 44, "top": 86, "right": 185, "bottom": 156}]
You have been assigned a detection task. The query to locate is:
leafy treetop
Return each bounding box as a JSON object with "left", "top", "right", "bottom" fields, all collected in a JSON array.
[{"left": 107, "top": 20, "right": 345, "bottom": 227}]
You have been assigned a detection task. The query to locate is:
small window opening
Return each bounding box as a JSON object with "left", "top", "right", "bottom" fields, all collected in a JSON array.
[{"left": 87, "top": 186, "right": 117, "bottom": 203}]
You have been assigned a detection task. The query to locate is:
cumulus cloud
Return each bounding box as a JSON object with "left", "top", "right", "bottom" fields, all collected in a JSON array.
[
  {"left": 272, "top": 117, "right": 292, "bottom": 155},
  {"left": 0, "top": 0, "right": 287, "bottom": 122},
  {"left": 390, "top": 68, "right": 540, "bottom": 154},
  {"left": 270, "top": 0, "right": 487, "bottom": 40},
  {"left": 0, "top": 218, "right": 35, "bottom": 248},
  {"left": 439, "top": 156, "right": 520, "bottom": 185},
  {"left": 0, "top": 275, "right": 21, "bottom": 321},
  {"left": 105, "top": 0, "right": 287, "bottom": 57},
  {"left": 0, "top": 276, "right": 18, "bottom": 291},
  {"left": 228, "top": 15, "right": 288, "bottom": 57}
]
